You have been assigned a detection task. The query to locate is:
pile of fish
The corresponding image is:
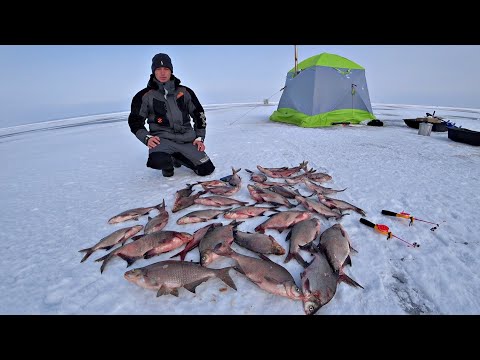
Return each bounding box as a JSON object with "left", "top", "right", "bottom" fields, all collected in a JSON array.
[{"left": 79, "top": 160, "right": 367, "bottom": 315}]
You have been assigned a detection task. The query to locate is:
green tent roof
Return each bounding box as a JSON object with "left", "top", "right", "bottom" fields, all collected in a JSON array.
[{"left": 288, "top": 52, "right": 364, "bottom": 73}]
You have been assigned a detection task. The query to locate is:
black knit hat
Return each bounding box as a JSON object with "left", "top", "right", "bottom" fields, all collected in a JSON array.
[{"left": 151, "top": 53, "right": 173, "bottom": 73}]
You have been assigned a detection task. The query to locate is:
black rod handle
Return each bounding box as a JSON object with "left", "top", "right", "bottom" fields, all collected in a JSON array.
[
  {"left": 360, "top": 218, "right": 376, "bottom": 228},
  {"left": 381, "top": 210, "right": 397, "bottom": 217}
]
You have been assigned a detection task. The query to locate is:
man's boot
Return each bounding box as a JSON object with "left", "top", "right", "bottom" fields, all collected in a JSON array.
[
  {"left": 172, "top": 157, "right": 182, "bottom": 168},
  {"left": 162, "top": 168, "right": 174, "bottom": 177}
]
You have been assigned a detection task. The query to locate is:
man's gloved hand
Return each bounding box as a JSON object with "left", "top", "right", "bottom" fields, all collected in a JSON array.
[{"left": 193, "top": 137, "right": 205, "bottom": 152}]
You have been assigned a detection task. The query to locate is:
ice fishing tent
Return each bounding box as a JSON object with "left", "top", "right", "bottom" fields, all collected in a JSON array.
[{"left": 270, "top": 52, "right": 376, "bottom": 127}]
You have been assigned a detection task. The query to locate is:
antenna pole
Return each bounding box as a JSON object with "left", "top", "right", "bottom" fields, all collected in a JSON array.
[{"left": 294, "top": 45, "right": 298, "bottom": 76}]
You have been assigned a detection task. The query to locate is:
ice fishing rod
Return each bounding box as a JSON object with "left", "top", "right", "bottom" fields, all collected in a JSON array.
[
  {"left": 359, "top": 218, "right": 420, "bottom": 248},
  {"left": 228, "top": 87, "right": 285, "bottom": 126},
  {"left": 381, "top": 210, "right": 439, "bottom": 231}
]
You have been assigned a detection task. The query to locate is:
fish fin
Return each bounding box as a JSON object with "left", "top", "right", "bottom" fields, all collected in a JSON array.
[
  {"left": 233, "top": 264, "right": 246, "bottom": 275},
  {"left": 245, "top": 169, "right": 253, "bottom": 174},
  {"left": 349, "top": 244, "right": 359, "bottom": 253},
  {"left": 254, "top": 225, "right": 264, "bottom": 233},
  {"left": 170, "top": 243, "right": 197, "bottom": 261},
  {"left": 130, "top": 234, "right": 143, "bottom": 241},
  {"left": 269, "top": 202, "right": 283, "bottom": 207},
  {"left": 298, "top": 243, "right": 312, "bottom": 251},
  {"left": 345, "top": 255, "right": 352, "bottom": 267},
  {"left": 339, "top": 273, "right": 364, "bottom": 289},
  {"left": 95, "top": 250, "right": 118, "bottom": 273},
  {"left": 294, "top": 253, "right": 309, "bottom": 268},
  {"left": 155, "top": 199, "right": 165, "bottom": 211},
  {"left": 277, "top": 228, "right": 286, "bottom": 234},
  {"left": 258, "top": 253, "right": 274, "bottom": 263},
  {"left": 103, "top": 245, "right": 115, "bottom": 251},
  {"left": 309, "top": 243, "right": 321, "bottom": 254},
  {"left": 283, "top": 252, "right": 294, "bottom": 263},
  {"left": 285, "top": 229, "right": 292, "bottom": 242},
  {"left": 157, "top": 286, "right": 179, "bottom": 297},
  {"left": 147, "top": 216, "right": 152, "bottom": 221},
  {"left": 143, "top": 250, "right": 157, "bottom": 259},
  {"left": 304, "top": 278, "right": 311, "bottom": 293},
  {"left": 79, "top": 248, "right": 94, "bottom": 263},
  {"left": 183, "top": 279, "right": 208, "bottom": 293},
  {"left": 118, "top": 253, "right": 139, "bottom": 267},
  {"left": 216, "top": 267, "right": 237, "bottom": 291},
  {"left": 229, "top": 219, "right": 244, "bottom": 228}
]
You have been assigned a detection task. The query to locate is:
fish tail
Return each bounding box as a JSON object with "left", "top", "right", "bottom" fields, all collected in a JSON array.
[
  {"left": 356, "top": 208, "right": 366, "bottom": 216},
  {"left": 79, "top": 247, "right": 94, "bottom": 263},
  {"left": 95, "top": 251, "right": 116, "bottom": 274},
  {"left": 155, "top": 199, "right": 166, "bottom": 211}
]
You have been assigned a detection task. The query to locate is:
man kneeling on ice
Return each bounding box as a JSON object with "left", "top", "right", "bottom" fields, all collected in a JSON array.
[{"left": 128, "top": 52, "right": 215, "bottom": 178}]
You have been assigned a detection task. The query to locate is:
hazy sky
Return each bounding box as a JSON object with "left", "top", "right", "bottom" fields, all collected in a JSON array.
[{"left": 1, "top": 45, "right": 479, "bottom": 127}]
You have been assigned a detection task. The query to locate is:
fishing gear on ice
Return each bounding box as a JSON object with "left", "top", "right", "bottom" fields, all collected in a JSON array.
[{"left": 359, "top": 218, "right": 420, "bottom": 248}]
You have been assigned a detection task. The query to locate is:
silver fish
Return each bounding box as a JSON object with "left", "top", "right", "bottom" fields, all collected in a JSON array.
[
  {"left": 124, "top": 260, "right": 237, "bottom": 297},
  {"left": 303, "top": 179, "right": 347, "bottom": 195},
  {"left": 245, "top": 169, "right": 267, "bottom": 183},
  {"left": 224, "top": 205, "right": 278, "bottom": 219},
  {"left": 170, "top": 222, "right": 223, "bottom": 261},
  {"left": 301, "top": 247, "right": 363, "bottom": 315},
  {"left": 284, "top": 218, "right": 321, "bottom": 267},
  {"left": 257, "top": 161, "right": 308, "bottom": 178},
  {"left": 79, "top": 225, "right": 143, "bottom": 263},
  {"left": 254, "top": 210, "right": 312, "bottom": 234},
  {"left": 253, "top": 186, "right": 294, "bottom": 208},
  {"left": 267, "top": 185, "right": 305, "bottom": 199},
  {"left": 176, "top": 208, "right": 231, "bottom": 225},
  {"left": 172, "top": 190, "right": 207, "bottom": 213},
  {"left": 233, "top": 230, "right": 285, "bottom": 255},
  {"left": 227, "top": 167, "right": 242, "bottom": 187},
  {"left": 317, "top": 194, "right": 366, "bottom": 216},
  {"left": 204, "top": 184, "right": 240, "bottom": 196},
  {"left": 108, "top": 202, "right": 164, "bottom": 224},
  {"left": 295, "top": 196, "right": 344, "bottom": 220},
  {"left": 144, "top": 199, "right": 169, "bottom": 234},
  {"left": 306, "top": 172, "right": 332, "bottom": 183},
  {"left": 319, "top": 223, "right": 357, "bottom": 272},
  {"left": 214, "top": 245, "right": 303, "bottom": 300},
  {"left": 194, "top": 195, "right": 248, "bottom": 207},
  {"left": 199, "top": 220, "right": 241, "bottom": 266},
  {"left": 95, "top": 230, "right": 192, "bottom": 273}
]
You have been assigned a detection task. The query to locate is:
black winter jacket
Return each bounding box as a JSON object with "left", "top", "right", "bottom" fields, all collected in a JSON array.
[{"left": 128, "top": 74, "right": 207, "bottom": 145}]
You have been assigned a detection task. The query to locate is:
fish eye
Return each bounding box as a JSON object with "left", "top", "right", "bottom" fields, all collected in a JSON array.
[
  {"left": 201, "top": 255, "right": 206, "bottom": 262},
  {"left": 309, "top": 305, "right": 314, "bottom": 311}
]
